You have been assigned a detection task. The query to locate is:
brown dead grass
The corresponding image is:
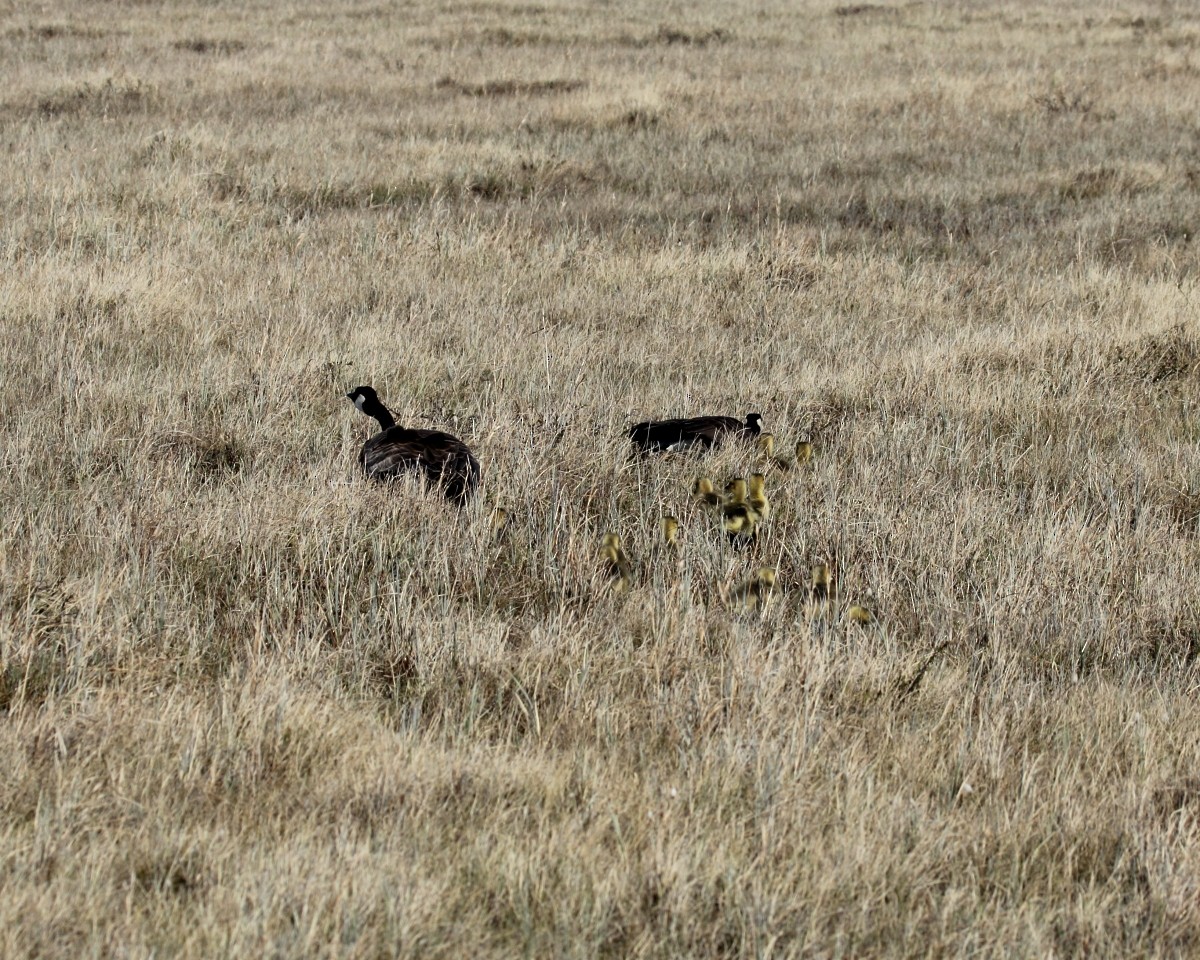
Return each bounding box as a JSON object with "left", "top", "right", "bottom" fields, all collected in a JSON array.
[{"left": 4, "top": 0, "right": 1200, "bottom": 956}]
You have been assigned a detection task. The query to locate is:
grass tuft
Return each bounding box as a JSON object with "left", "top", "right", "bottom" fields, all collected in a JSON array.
[
  {"left": 172, "top": 37, "right": 247, "bottom": 55},
  {"left": 35, "top": 75, "right": 157, "bottom": 117},
  {"left": 150, "top": 430, "right": 249, "bottom": 480}
]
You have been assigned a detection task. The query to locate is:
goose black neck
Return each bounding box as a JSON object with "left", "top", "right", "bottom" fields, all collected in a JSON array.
[{"left": 363, "top": 396, "right": 396, "bottom": 431}]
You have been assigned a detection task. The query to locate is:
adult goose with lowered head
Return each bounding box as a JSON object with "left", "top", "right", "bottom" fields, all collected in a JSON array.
[
  {"left": 346, "top": 385, "right": 480, "bottom": 505},
  {"left": 628, "top": 412, "right": 763, "bottom": 453}
]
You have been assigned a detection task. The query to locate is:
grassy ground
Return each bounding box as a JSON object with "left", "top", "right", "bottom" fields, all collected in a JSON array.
[{"left": 4, "top": 0, "right": 1200, "bottom": 955}]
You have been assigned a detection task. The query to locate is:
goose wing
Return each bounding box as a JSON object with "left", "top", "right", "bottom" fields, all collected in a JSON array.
[
  {"left": 629, "top": 415, "right": 744, "bottom": 452},
  {"left": 361, "top": 427, "right": 480, "bottom": 503}
]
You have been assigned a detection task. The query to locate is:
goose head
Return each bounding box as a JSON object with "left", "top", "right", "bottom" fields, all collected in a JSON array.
[{"left": 346, "top": 385, "right": 379, "bottom": 413}]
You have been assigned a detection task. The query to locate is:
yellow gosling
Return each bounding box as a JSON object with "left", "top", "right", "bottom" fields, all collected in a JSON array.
[
  {"left": 722, "top": 479, "right": 758, "bottom": 545},
  {"left": 732, "top": 566, "right": 777, "bottom": 612},
  {"left": 600, "top": 532, "right": 633, "bottom": 592},
  {"left": 747, "top": 472, "right": 770, "bottom": 521},
  {"left": 810, "top": 563, "right": 835, "bottom": 605},
  {"left": 757, "top": 433, "right": 776, "bottom": 461},
  {"left": 693, "top": 476, "right": 721, "bottom": 507},
  {"left": 489, "top": 506, "right": 509, "bottom": 540}
]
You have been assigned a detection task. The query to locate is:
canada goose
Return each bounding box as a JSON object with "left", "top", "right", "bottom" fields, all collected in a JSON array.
[
  {"left": 732, "top": 566, "right": 777, "bottom": 612},
  {"left": 661, "top": 516, "right": 679, "bottom": 547},
  {"left": 629, "top": 412, "right": 763, "bottom": 453},
  {"left": 693, "top": 477, "right": 722, "bottom": 508},
  {"left": 346, "top": 386, "right": 480, "bottom": 504},
  {"left": 722, "top": 478, "right": 758, "bottom": 545},
  {"left": 847, "top": 604, "right": 875, "bottom": 624},
  {"left": 747, "top": 473, "right": 770, "bottom": 521},
  {"left": 600, "top": 532, "right": 632, "bottom": 592},
  {"left": 757, "top": 433, "right": 776, "bottom": 460}
]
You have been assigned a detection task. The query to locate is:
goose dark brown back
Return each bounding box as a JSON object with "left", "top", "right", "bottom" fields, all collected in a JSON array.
[{"left": 628, "top": 412, "right": 763, "bottom": 453}]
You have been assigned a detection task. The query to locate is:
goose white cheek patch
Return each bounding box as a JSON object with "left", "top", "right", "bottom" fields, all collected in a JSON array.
[{"left": 354, "top": 395, "right": 366, "bottom": 412}]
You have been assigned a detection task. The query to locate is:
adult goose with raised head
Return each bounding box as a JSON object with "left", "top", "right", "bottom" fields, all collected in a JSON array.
[{"left": 346, "top": 385, "right": 480, "bottom": 504}]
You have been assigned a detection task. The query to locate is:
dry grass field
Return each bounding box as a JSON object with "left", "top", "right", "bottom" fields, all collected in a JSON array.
[{"left": 5, "top": 0, "right": 1200, "bottom": 955}]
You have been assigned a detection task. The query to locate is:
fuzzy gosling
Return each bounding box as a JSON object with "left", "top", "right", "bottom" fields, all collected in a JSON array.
[
  {"left": 747, "top": 472, "right": 770, "bottom": 521},
  {"left": 757, "top": 433, "right": 776, "bottom": 460},
  {"left": 600, "top": 532, "right": 633, "bottom": 593},
  {"left": 693, "top": 477, "right": 721, "bottom": 508},
  {"left": 810, "top": 563, "right": 835, "bottom": 607},
  {"left": 806, "top": 561, "right": 835, "bottom": 614},
  {"left": 732, "top": 566, "right": 777, "bottom": 612},
  {"left": 722, "top": 478, "right": 758, "bottom": 545}
]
